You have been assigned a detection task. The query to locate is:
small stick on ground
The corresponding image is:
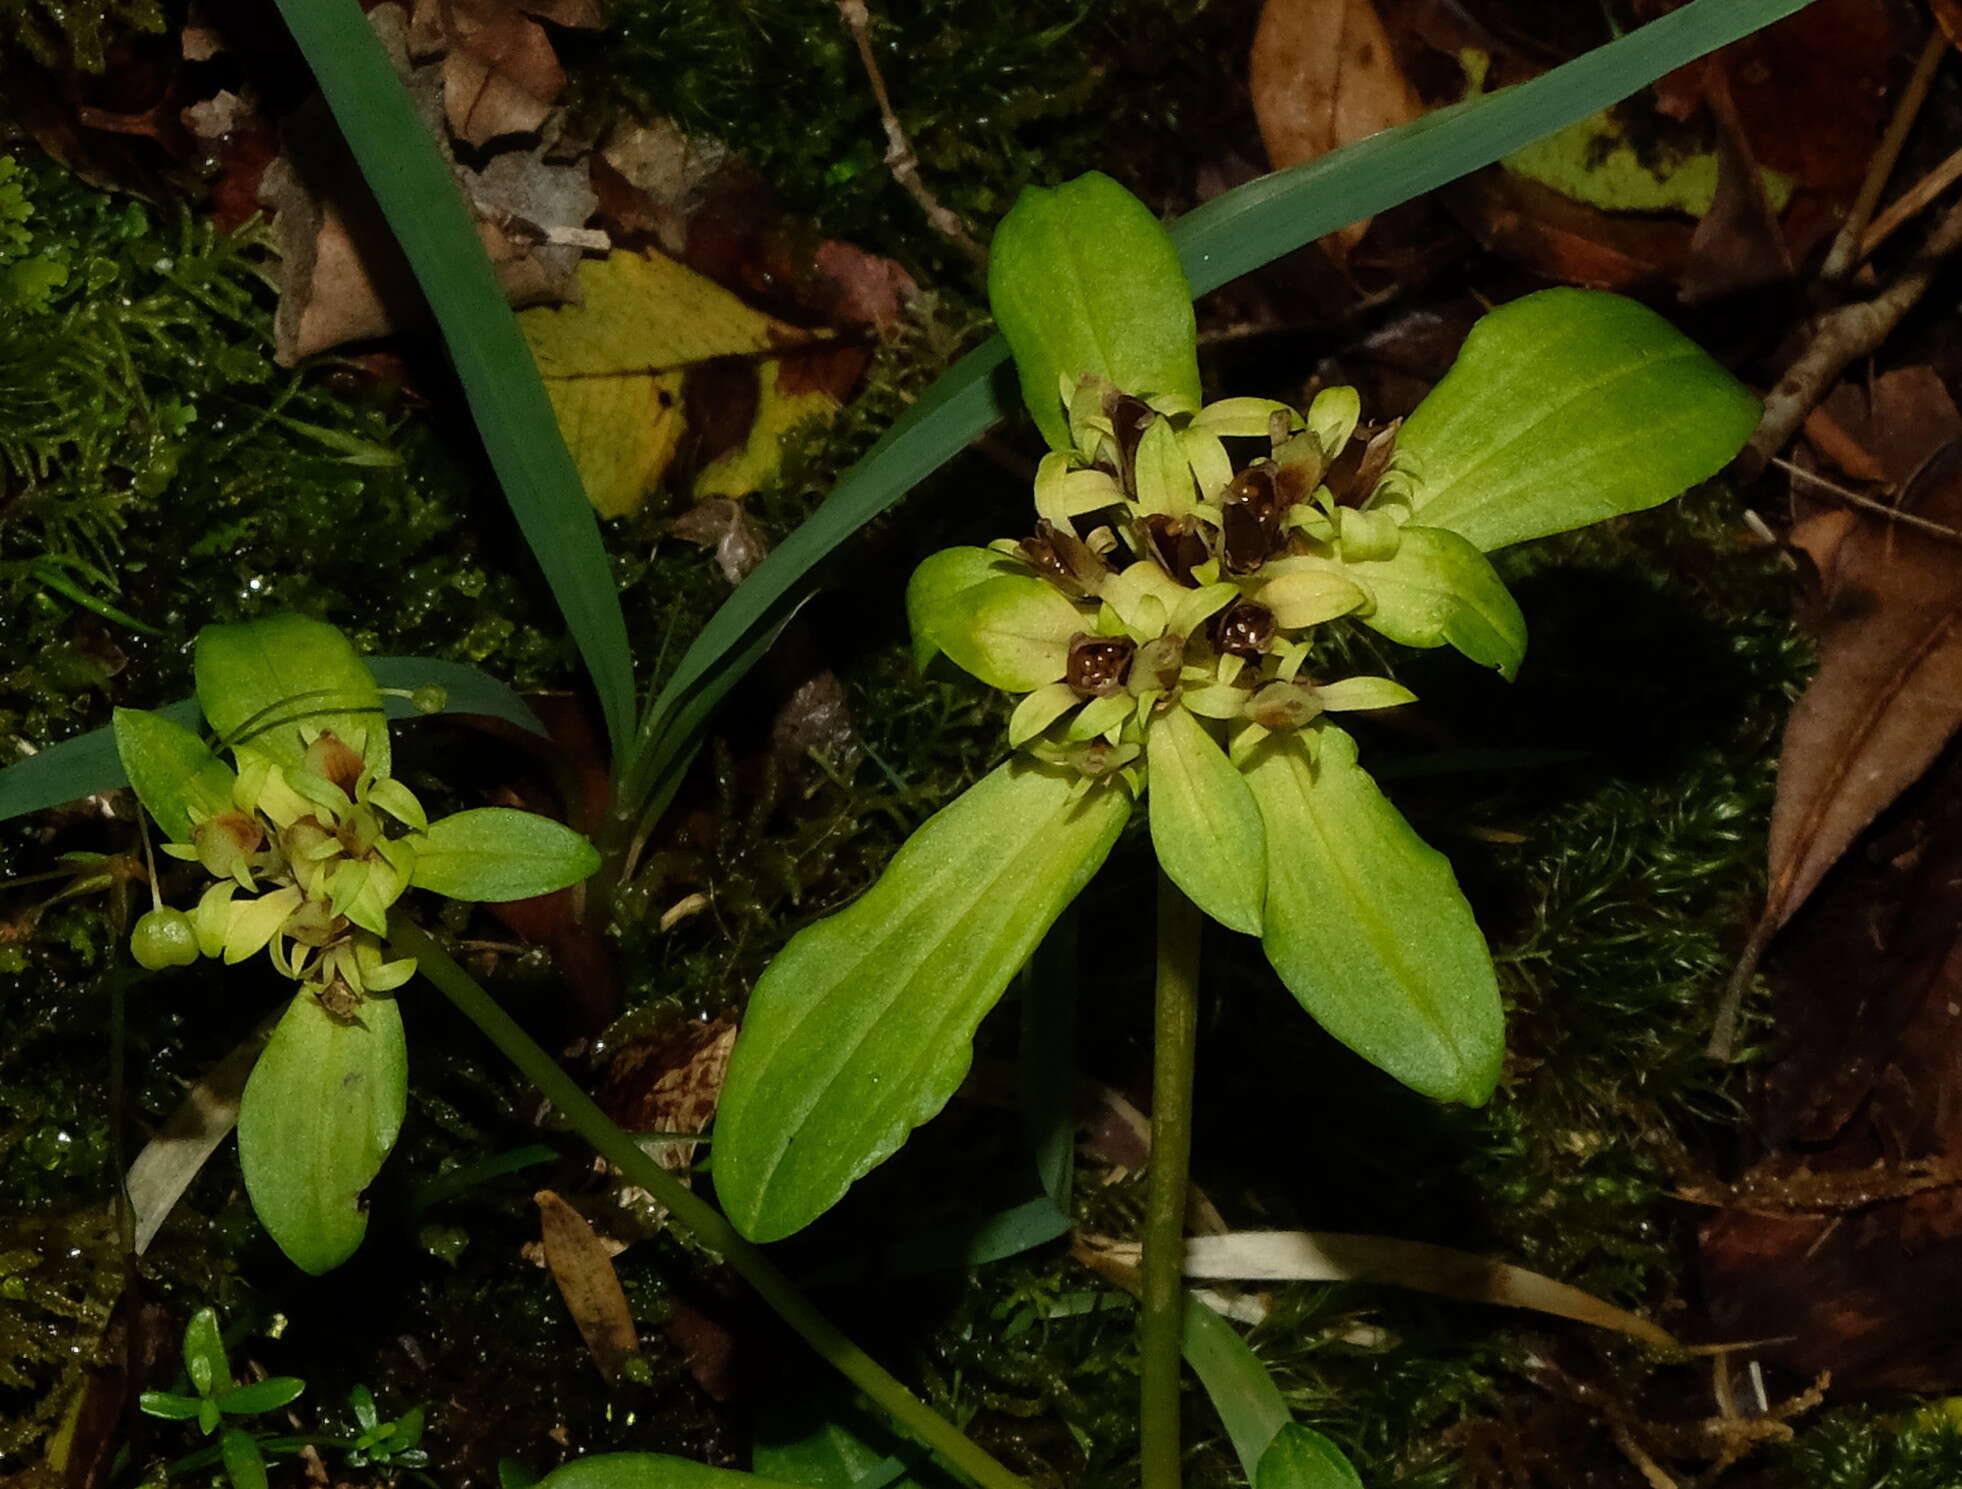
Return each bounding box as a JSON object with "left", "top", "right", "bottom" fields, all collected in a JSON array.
[
  {"left": 1777, "top": 458, "right": 1962, "bottom": 544},
  {"left": 1859, "top": 139, "right": 1962, "bottom": 262},
  {"left": 1743, "top": 194, "right": 1962, "bottom": 475},
  {"left": 837, "top": 0, "right": 989, "bottom": 267},
  {"left": 1821, "top": 27, "right": 1948, "bottom": 282}
]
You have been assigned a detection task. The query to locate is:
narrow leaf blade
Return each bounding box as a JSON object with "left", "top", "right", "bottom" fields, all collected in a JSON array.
[
  {"left": 714, "top": 763, "right": 1130, "bottom": 1242},
  {"left": 1245, "top": 727, "right": 1502, "bottom": 1104},
  {"left": 237, "top": 989, "right": 408, "bottom": 1274},
  {"left": 267, "top": 0, "right": 634, "bottom": 756},
  {"left": 1397, "top": 289, "right": 1759, "bottom": 551}
]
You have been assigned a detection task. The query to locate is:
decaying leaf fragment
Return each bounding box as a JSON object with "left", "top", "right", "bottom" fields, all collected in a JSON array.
[
  {"left": 1249, "top": 0, "right": 1421, "bottom": 255},
  {"left": 519, "top": 249, "right": 843, "bottom": 516},
  {"left": 407, "top": 0, "right": 600, "bottom": 148}
]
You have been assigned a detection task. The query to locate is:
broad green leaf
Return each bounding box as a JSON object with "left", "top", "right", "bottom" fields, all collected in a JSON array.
[
  {"left": 195, "top": 615, "right": 388, "bottom": 775},
  {"left": 932, "top": 575, "right": 1084, "bottom": 693},
  {"left": 905, "top": 547, "right": 1023, "bottom": 672},
  {"left": 1147, "top": 705, "right": 1265, "bottom": 936},
  {"left": 988, "top": 172, "right": 1201, "bottom": 450},
  {"left": 1397, "top": 289, "right": 1759, "bottom": 551},
  {"left": 409, "top": 808, "right": 600, "bottom": 902},
  {"left": 237, "top": 989, "right": 408, "bottom": 1275},
  {"left": 1257, "top": 1425, "right": 1364, "bottom": 1489},
  {"left": 536, "top": 1455, "right": 804, "bottom": 1489},
  {"left": 1245, "top": 727, "right": 1502, "bottom": 1104},
  {"left": 715, "top": 762, "right": 1131, "bottom": 1241},
  {"left": 1345, "top": 526, "right": 1526, "bottom": 678},
  {"left": 112, "top": 709, "right": 236, "bottom": 843},
  {"left": 266, "top": 0, "right": 633, "bottom": 759},
  {"left": 754, "top": 1393, "right": 938, "bottom": 1489}
]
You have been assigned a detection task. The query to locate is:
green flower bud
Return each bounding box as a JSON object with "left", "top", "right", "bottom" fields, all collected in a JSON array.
[
  {"left": 410, "top": 684, "right": 446, "bottom": 715},
  {"left": 131, "top": 908, "right": 199, "bottom": 970}
]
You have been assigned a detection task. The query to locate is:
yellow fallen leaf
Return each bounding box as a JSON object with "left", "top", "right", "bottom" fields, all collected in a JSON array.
[{"left": 520, "top": 249, "right": 839, "bottom": 517}]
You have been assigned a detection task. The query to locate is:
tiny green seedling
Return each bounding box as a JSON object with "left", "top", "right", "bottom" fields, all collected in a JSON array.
[
  {"left": 346, "top": 1383, "right": 431, "bottom": 1469},
  {"left": 139, "top": 1308, "right": 306, "bottom": 1489},
  {"left": 117, "top": 613, "right": 599, "bottom": 1273}
]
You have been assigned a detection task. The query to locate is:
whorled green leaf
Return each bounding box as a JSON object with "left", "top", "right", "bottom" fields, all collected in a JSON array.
[
  {"left": 535, "top": 1457, "right": 803, "bottom": 1489},
  {"left": 195, "top": 614, "right": 389, "bottom": 775},
  {"left": 930, "top": 574, "right": 1084, "bottom": 693},
  {"left": 1256, "top": 1425, "right": 1364, "bottom": 1489},
  {"left": 183, "top": 1306, "right": 231, "bottom": 1396},
  {"left": 1244, "top": 727, "right": 1502, "bottom": 1104},
  {"left": 112, "top": 708, "right": 236, "bottom": 843},
  {"left": 0, "top": 664, "right": 545, "bottom": 831},
  {"left": 408, "top": 808, "right": 600, "bottom": 902},
  {"left": 1147, "top": 704, "right": 1265, "bottom": 936},
  {"left": 216, "top": 1377, "right": 308, "bottom": 1415},
  {"left": 988, "top": 172, "right": 1201, "bottom": 450},
  {"left": 1345, "top": 526, "right": 1527, "bottom": 679},
  {"left": 716, "top": 762, "right": 1131, "bottom": 1242},
  {"left": 220, "top": 1431, "right": 269, "bottom": 1489},
  {"left": 1397, "top": 289, "right": 1759, "bottom": 552},
  {"left": 238, "top": 988, "right": 408, "bottom": 1274},
  {"left": 905, "top": 546, "right": 1023, "bottom": 673}
]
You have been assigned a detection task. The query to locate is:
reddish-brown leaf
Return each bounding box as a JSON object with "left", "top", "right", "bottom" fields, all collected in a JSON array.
[
  {"left": 1765, "top": 419, "right": 1962, "bottom": 936},
  {"left": 534, "top": 1190, "right": 642, "bottom": 1382},
  {"left": 1249, "top": 0, "right": 1422, "bottom": 256}
]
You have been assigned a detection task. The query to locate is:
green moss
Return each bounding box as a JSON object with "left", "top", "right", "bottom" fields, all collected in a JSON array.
[
  {"left": 0, "top": 0, "right": 162, "bottom": 72},
  {"left": 1779, "top": 1409, "right": 1962, "bottom": 1489}
]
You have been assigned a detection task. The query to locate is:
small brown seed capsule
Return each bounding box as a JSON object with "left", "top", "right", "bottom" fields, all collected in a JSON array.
[
  {"left": 1140, "top": 514, "right": 1209, "bottom": 586},
  {"left": 1065, "top": 633, "right": 1136, "bottom": 698},
  {"left": 1213, "top": 601, "right": 1276, "bottom": 659},
  {"left": 1217, "top": 465, "right": 1286, "bottom": 573},
  {"left": 1249, "top": 680, "right": 1323, "bottom": 732}
]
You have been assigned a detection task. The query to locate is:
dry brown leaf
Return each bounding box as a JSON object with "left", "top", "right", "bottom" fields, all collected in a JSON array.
[
  {"left": 1763, "top": 425, "right": 1962, "bottom": 941},
  {"left": 407, "top": 0, "right": 598, "bottom": 148},
  {"left": 1679, "top": 67, "right": 1793, "bottom": 304},
  {"left": 598, "top": 1017, "right": 736, "bottom": 1174},
  {"left": 1249, "top": 0, "right": 1420, "bottom": 256},
  {"left": 1450, "top": 171, "right": 1690, "bottom": 291},
  {"left": 535, "top": 1190, "right": 642, "bottom": 1382},
  {"left": 261, "top": 7, "right": 596, "bottom": 364}
]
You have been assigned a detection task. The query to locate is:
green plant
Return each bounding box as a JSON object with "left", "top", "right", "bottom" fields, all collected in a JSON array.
[
  {"left": 139, "top": 1307, "right": 306, "bottom": 1489},
  {"left": 710, "top": 173, "right": 1757, "bottom": 1488},
  {"left": 345, "top": 1384, "right": 431, "bottom": 1470},
  {"left": 114, "top": 614, "right": 598, "bottom": 1273}
]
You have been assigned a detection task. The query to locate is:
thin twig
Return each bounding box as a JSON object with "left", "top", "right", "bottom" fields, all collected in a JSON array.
[
  {"left": 1859, "top": 140, "right": 1962, "bottom": 263},
  {"left": 836, "top": 0, "right": 988, "bottom": 267},
  {"left": 1776, "top": 457, "right": 1962, "bottom": 543},
  {"left": 1821, "top": 27, "right": 1948, "bottom": 281},
  {"left": 1744, "top": 194, "right": 1962, "bottom": 474}
]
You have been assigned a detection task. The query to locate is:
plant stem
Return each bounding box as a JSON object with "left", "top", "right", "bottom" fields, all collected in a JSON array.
[
  {"left": 387, "top": 915, "right": 1029, "bottom": 1489},
  {"left": 1140, "top": 872, "right": 1202, "bottom": 1489}
]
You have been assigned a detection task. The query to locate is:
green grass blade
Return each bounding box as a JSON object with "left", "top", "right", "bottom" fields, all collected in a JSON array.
[
  {"left": 623, "top": 0, "right": 1816, "bottom": 818},
  {"left": 268, "top": 0, "right": 633, "bottom": 758}
]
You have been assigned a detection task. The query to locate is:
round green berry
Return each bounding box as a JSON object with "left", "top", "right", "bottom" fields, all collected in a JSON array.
[
  {"left": 409, "top": 683, "right": 447, "bottom": 715},
  {"left": 130, "top": 908, "right": 199, "bottom": 970}
]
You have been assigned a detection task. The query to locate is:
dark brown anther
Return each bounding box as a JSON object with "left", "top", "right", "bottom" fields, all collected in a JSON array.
[
  {"left": 1065, "top": 633, "right": 1136, "bottom": 698},
  {"left": 1105, "top": 394, "right": 1156, "bottom": 496},
  {"left": 1021, "top": 519, "right": 1109, "bottom": 599},
  {"left": 1213, "top": 600, "right": 1276, "bottom": 659},
  {"left": 1217, "top": 464, "right": 1286, "bottom": 573},
  {"left": 1140, "top": 513, "right": 1210, "bottom": 586}
]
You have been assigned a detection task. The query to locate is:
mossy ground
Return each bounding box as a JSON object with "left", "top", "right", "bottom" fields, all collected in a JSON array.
[{"left": 0, "top": 0, "right": 1944, "bottom": 1483}]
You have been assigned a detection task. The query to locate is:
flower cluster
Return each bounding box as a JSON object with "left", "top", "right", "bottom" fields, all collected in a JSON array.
[
  {"left": 131, "top": 718, "right": 422, "bottom": 1011},
  {"left": 916, "top": 374, "right": 1425, "bottom": 795}
]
